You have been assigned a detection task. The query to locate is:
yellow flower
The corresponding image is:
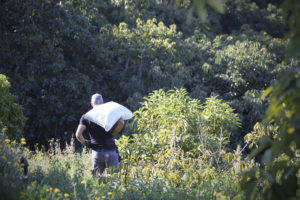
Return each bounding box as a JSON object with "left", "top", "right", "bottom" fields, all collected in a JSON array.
[
  {"left": 94, "top": 198, "right": 99, "bottom": 200},
  {"left": 2, "top": 127, "right": 8, "bottom": 132},
  {"left": 102, "top": 195, "right": 106, "bottom": 199},
  {"left": 49, "top": 187, "right": 53, "bottom": 191},
  {"left": 7, "top": 161, "right": 11, "bottom": 165},
  {"left": 107, "top": 192, "right": 112, "bottom": 196},
  {"left": 54, "top": 188, "right": 60, "bottom": 193},
  {"left": 81, "top": 180, "right": 87, "bottom": 184},
  {"left": 21, "top": 138, "right": 26, "bottom": 141},
  {"left": 57, "top": 193, "right": 62, "bottom": 196},
  {"left": 64, "top": 193, "right": 69, "bottom": 197},
  {"left": 31, "top": 183, "right": 36, "bottom": 187},
  {"left": 21, "top": 141, "right": 26, "bottom": 145},
  {"left": 1, "top": 155, "right": 7, "bottom": 160},
  {"left": 5, "top": 139, "right": 10, "bottom": 143}
]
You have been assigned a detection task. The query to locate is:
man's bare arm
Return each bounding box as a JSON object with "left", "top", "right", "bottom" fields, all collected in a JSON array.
[
  {"left": 111, "top": 119, "right": 124, "bottom": 137},
  {"left": 75, "top": 124, "right": 87, "bottom": 145}
]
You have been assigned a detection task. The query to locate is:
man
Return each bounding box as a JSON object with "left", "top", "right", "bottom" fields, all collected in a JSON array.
[{"left": 75, "top": 93, "right": 124, "bottom": 175}]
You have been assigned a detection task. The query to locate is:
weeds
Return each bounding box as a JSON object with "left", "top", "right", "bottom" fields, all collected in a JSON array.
[{"left": 0, "top": 129, "right": 248, "bottom": 200}]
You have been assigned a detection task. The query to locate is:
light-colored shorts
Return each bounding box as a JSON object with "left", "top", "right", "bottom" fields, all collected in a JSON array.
[{"left": 91, "top": 149, "right": 119, "bottom": 174}]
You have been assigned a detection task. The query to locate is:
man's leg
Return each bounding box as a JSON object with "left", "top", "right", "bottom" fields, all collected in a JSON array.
[{"left": 91, "top": 150, "right": 106, "bottom": 176}]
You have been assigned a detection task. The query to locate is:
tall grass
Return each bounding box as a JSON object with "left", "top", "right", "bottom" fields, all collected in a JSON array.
[{"left": 0, "top": 129, "right": 246, "bottom": 200}]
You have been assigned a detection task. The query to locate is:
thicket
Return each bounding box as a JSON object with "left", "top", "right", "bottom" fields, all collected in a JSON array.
[
  {"left": 1, "top": 0, "right": 300, "bottom": 199},
  {"left": 0, "top": 0, "right": 291, "bottom": 148}
]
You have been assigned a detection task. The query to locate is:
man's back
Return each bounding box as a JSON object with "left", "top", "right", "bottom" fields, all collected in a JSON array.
[{"left": 80, "top": 116, "right": 116, "bottom": 150}]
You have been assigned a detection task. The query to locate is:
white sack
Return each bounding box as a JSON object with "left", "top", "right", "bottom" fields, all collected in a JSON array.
[{"left": 84, "top": 101, "right": 133, "bottom": 132}]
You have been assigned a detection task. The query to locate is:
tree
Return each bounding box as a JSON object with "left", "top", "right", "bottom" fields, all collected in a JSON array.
[{"left": 241, "top": 0, "right": 300, "bottom": 199}]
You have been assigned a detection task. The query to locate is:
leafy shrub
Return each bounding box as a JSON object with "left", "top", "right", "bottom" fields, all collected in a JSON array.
[
  {"left": 202, "top": 96, "right": 241, "bottom": 137},
  {"left": 241, "top": 67, "right": 300, "bottom": 200},
  {"left": 131, "top": 88, "right": 240, "bottom": 159},
  {"left": 0, "top": 74, "right": 26, "bottom": 139},
  {"left": 215, "top": 39, "right": 277, "bottom": 96}
]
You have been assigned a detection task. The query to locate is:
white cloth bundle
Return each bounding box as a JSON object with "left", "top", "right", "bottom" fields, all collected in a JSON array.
[{"left": 84, "top": 101, "right": 133, "bottom": 132}]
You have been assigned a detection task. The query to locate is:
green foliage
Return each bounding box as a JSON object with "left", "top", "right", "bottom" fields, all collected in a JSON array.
[
  {"left": 0, "top": 126, "right": 242, "bottom": 200},
  {"left": 282, "top": 0, "right": 300, "bottom": 56},
  {"left": 132, "top": 88, "right": 240, "bottom": 159},
  {"left": 244, "top": 122, "right": 278, "bottom": 149},
  {"left": 221, "top": 0, "right": 286, "bottom": 37},
  {"left": 0, "top": 74, "right": 26, "bottom": 139},
  {"left": 0, "top": 0, "right": 294, "bottom": 151},
  {"left": 202, "top": 96, "right": 241, "bottom": 137},
  {"left": 214, "top": 39, "right": 278, "bottom": 96},
  {"left": 1, "top": 0, "right": 300, "bottom": 199},
  {"left": 134, "top": 88, "right": 203, "bottom": 154},
  {"left": 241, "top": 67, "right": 300, "bottom": 200},
  {"left": 240, "top": 1, "right": 300, "bottom": 198}
]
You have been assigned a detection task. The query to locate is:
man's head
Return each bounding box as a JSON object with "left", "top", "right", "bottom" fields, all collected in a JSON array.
[{"left": 91, "top": 93, "right": 104, "bottom": 107}]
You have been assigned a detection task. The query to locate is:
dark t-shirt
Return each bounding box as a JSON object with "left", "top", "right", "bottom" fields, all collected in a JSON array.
[{"left": 80, "top": 115, "right": 116, "bottom": 150}]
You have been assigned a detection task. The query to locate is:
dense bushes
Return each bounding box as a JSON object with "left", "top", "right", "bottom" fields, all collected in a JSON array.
[
  {"left": 124, "top": 88, "right": 240, "bottom": 165},
  {"left": 0, "top": 0, "right": 294, "bottom": 149},
  {"left": 0, "top": 74, "right": 26, "bottom": 139},
  {"left": 1, "top": 0, "right": 299, "bottom": 199}
]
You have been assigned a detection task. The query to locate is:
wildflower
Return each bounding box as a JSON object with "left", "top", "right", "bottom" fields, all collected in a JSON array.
[
  {"left": 94, "top": 198, "right": 99, "bottom": 200},
  {"left": 5, "top": 139, "right": 10, "bottom": 143},
  {"left": 1, "top": 155, "right": 7, "bottom": 160},
  {"left": 21, "top": 138, "right": 26, "bottom": 145},
  {"left": 49, "top": 187, "right": 53, "bottom": 191},
  {"left": 2, "top": 127, "right": 8, "bottom": 132},
  {"left": 81, "top": 180, "right": 87, "bottom": 184},
  {"left": 107, "top": 192, "right": 112, "bottom": 196},
  {"left": 102, "top": 195, "right": 106, "bottom": 199},
  {"left": 7, "top": 161, "right": 11, "bottom": 165},
  {"left": 31, "top": 183, "right": 36, "bottom": 187},
  {"left": 54, "top": 188, "right": 60, "bottom": 193},
  {"left": 57, "top": 193, "right": 62, "bottom": 196},
  {"left": 64, "top": 193, "right": 69, "bottom": 197}
]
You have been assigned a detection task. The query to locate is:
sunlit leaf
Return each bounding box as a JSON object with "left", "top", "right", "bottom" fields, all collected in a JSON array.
[{"left": 207, "top": 0, "right": 225, "bottom": 14}]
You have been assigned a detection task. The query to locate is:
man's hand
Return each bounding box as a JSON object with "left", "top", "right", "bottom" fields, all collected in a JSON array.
[{"left": 111, "top": 119, "right": 124, "bottom": 137}]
